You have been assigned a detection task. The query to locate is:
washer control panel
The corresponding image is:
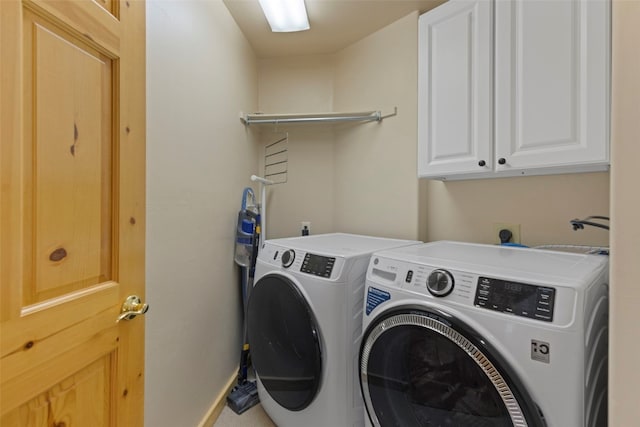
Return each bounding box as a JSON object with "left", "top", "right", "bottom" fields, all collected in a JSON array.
[
  {"left": 366, "top": 254, "right": 571, "bottom": 324},
  {"left": 474, "top": 277, "right": 555, "bottom": 322}
]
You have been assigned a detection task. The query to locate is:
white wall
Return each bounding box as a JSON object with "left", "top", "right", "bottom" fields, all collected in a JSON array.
[
  {"left": 333, "top": 12, "right": 422, "bottom": 240},
  {"left": 257, "top": 14, "right": 424, "bottom": 241},
  {"left": 145, "top": 1, "right": 259, "bottom": 426},
  {"left": 425, "top": 172, "right": 610, "bottom": 247},
  {"left": 256, "top": 56, "right": 336, "bottom": 238},
  {"left": 610, "top": 0, "right": 640, "bottom": 423}
]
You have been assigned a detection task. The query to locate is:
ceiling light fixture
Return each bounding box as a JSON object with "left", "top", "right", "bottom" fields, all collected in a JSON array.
[{"left": 258, "top": 0, "right": 310, "bottom": 32}]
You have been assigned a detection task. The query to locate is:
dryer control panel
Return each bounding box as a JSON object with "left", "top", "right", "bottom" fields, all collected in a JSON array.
[
  {"left": 300, "top": 253, "right": 336, "bottom": 278},
  {"left": 258, "top": 243, "right": 345, "bottom": 281},
  {"left": 474, "top": 277, "right": 556, "bottom": 322}
]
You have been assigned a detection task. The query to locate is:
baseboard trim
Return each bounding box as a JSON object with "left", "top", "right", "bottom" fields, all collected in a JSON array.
[{"left": 198, "top": 370, "right": 238, "bottom": 427}]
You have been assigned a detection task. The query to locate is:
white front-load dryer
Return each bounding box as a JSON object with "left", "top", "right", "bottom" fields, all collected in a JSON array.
[
  {"left": 247, "top": 233, "right": 420, "bottom": 427},
  {"left": 360, "top": 241, "right": 609, "bottom": 427}
]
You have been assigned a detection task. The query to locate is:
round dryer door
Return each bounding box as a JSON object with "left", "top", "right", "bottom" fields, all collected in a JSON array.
[
  {"left": 247, "top": 273, "right": 322, "bottom": 411},
  {"left": 359, "top": 309, "right": 546, "bottom": 427}
]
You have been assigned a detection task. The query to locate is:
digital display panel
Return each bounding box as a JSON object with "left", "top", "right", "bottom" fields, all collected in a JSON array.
[
  {"left": 300, "top": 253, "right": 335, "bottom": 278},
  {"left": 474, "top": 277, "right": 555, "bottom": 322}
]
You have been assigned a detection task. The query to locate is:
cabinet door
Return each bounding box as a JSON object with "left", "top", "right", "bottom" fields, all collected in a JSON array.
[
  {"left": 418, "top": 0, "right": 493, "bottom": 179},
  {"left": 495, "top": 0, "right": 610, "bottom": 175}
]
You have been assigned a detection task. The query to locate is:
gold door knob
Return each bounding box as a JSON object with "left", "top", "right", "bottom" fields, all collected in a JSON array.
[{"left": 117, "top": 295, "right": 149, "bottom": 322}]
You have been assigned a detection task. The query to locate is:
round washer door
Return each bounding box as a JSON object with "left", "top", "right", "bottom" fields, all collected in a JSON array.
[
  {"left": 360, "top": 308, "right": 546, "bottom": 427},
  {"left": 247, "top": 273, "right": 322, "bottom": 411}
]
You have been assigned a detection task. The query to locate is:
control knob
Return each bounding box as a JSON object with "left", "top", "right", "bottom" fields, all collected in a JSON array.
[
  {"left": 426, "top": 269, "right": 454, "bottom": 297},
  {"left": 281, "top": 250, "right": 295, "bottom": 268}
]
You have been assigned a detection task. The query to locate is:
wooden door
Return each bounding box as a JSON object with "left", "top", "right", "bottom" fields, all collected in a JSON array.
[
  {"left": 1, "top": 0, "right": 146, "bottom": 425},
  {"left": 417, "top": 0, "right": 493, "bottom": 180},
  {"left": 494, "top": 0, "right": 610, "bottom": 174}
]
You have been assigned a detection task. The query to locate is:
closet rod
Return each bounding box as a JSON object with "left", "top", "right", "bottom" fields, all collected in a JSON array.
[{"left": 241, "top": 108, "right": 397, "bottom": 126}]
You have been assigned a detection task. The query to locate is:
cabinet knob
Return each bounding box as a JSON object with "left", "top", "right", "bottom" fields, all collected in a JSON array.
[
  {"left": 498, "top": 158, "right": 506, "bottom": 165},
  {"left": 478, "top": 160, "right": 486, "bottom": 167}
]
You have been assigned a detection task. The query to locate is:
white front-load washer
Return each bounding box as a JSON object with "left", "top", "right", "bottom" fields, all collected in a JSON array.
[
  {"left": 247, "top": 233, "right": 420, "bottom": 427},
  {"left": 360, "top": 241, "right": 609, "bottom": 427}
]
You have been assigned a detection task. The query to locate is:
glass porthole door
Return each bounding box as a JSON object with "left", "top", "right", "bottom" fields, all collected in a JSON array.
[
  {"left": 360, "top": 309, "right": 546, "bottom": 427},
  {"left": 247, "top": 274, "right": 322, "bottom": 411}
]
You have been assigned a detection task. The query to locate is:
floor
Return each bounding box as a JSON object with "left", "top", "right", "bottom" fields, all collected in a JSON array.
[
  {"left": 215, "top": 369, "right": 276, "bottom": 427},
  {"left": 214, "top": 403, "right": 276, "bottom": 427}
]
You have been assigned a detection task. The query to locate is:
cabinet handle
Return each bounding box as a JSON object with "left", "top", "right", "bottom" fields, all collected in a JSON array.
[
  {"left": 478, "top": 160, "right": 486, "bottom": 167},
  {"left": 498, "top": 158, "right": 506, "bottom": 165}
]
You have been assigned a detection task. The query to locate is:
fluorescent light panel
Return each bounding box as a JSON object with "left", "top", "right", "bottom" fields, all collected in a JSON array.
[{"left": 258, "top": 0, "right": 310, "bottom": 32}]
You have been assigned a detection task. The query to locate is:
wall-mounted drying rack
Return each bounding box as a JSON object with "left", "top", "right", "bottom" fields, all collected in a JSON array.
[{"left": 240, "top": 107, "right": 397, "bottom": 126}]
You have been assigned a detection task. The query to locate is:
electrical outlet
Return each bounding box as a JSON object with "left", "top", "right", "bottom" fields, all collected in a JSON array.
[
  {"left": 301, "top": 221, "right": 311, "bottom": 236},
  {"left": 493, "top": 223, "right": 521, "bottom": 245}
]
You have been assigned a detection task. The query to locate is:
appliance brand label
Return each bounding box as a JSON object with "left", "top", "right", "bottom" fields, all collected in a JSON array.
[
  {"left": 531, "top": 339, "right": 551, "bottom": 363},
  {"left": 366, "top": 287, "right": 391, "bottom": 316}
]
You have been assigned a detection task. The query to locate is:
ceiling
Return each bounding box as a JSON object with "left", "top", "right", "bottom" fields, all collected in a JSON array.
[{"left": 223, "top": 0, "right": 446, "bottom": 58}]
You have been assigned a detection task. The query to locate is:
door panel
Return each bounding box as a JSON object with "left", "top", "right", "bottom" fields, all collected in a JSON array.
[
  {"left": 1, "top": 0, "right": 146, "bottom": 425},
  {"left": 494, "top": 0, "right": 610, "bottom": 171},
  {"left": 417, "top": 0, "right": 493, "bottom": 179},
  {"left": 27, "top": 11, "right": 114, "bottom": 303},
  {"left": 2, "top": 356, "right": 114, "bottom": 426}
]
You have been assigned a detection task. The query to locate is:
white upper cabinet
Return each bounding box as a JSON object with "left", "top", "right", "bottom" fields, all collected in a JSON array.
[
  {"left": 418, "top": 0, "right": 494, "bottom": 179},
  {"left": 418, "top": 0, "right": 610, "bottom": 180},
  {"left": 494, "top": 0, "right": 610, "bottom": 174}
]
